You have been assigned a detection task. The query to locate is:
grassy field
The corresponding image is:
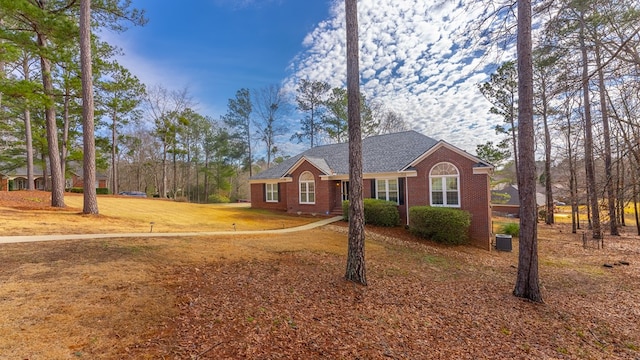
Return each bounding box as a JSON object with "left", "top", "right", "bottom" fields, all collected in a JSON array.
[
  {"left": 1, "top": 192, "right": 639, "bottom": 359},
  {"left": 0, "top": 192, "right": 317, "bottom": 235}
]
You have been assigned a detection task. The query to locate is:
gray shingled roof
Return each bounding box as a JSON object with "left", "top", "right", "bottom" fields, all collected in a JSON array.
[
  {"left": 0, "top": 167, "right": 45, "bottom": 177},
  {"left": 251, "top": 130, "right": 441, "bottom": 180}
]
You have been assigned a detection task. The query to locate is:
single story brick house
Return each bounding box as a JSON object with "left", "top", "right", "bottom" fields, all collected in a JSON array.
[
  {"left": 67, "top": 168, "right": 108, "bottom": 189},
  {"left": 0, "top": 167, "right": 46, "bottom": 191},
  {"left": 249, "top": 131, "right": 494, "bottom": 249},
  {"left": 1, "top": 165, "right": 107, "bottom": 191}
]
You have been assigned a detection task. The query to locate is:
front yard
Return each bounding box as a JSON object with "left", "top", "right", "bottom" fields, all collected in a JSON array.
[{"left": 0, "top": 192, "right": 639, "bottom": 359}]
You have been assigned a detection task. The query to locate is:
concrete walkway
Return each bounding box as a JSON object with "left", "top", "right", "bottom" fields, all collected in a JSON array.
[{"left": 0, "top": 216, "right": 343, "bottom": 244}]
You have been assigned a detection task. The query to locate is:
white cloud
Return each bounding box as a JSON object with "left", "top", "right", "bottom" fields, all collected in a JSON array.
[
  {"left": 98, "top": 30, "right": 191, "bottom": 94},
  {"left": 287, "top": 0, "right": 515, "bottom": 153},
  {"left": 97, "top": 30, "right": 226, "bottom": 120}
]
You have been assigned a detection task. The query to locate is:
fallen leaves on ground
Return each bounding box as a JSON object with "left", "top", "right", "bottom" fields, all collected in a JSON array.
[
  {"left": 1, "top": 191, "right": 639, "bottom": 359},
  {"left": 130, "top": 225, "right": 640, "bottom": 359}
]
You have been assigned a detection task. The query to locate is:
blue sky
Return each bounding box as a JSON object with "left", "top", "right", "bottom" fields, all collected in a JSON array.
[
  {"left": 105, "top": 0, "right": 510, "bottom": 155},
  {"left": 106, "top": 0, "right": 331, "bottom": 117}
]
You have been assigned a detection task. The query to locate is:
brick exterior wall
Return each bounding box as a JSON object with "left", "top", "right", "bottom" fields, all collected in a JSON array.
[
  {"left": 250, "top": 162, "right": 340, "bottom": 216},
  {"left": 71, "top": 175, "right": 107, "bottom": 189},
  {"left": 250, "top": 182, "right": 288, "bottom": 211},
  {"left": 407, "top": 147, "right": 492, "bottom": 249},
  {"left": 251, "top": 147, "right": 492, "bottom": 250},
  {"left": 284, "top": 163, "right": 336, "bottom": 216}
]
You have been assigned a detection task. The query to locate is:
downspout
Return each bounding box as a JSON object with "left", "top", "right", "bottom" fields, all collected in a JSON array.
[{"left": 405, "top": 175, "right": 409, "bottom": 226}]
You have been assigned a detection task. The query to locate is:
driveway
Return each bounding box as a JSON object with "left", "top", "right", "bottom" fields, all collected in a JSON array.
[{"left": 0, "top": 216, "right": 343, "bottom": 244}]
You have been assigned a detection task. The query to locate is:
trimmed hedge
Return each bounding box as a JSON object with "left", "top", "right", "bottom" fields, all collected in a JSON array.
[
  {"left": 342, "top": 198, "right": 400, "bottom": 227},
  {"left": 68, "top": 187, "right": 110, "bottom": 194},
  {"left": 409, "top": 206, "right": 471, "bottom": 245}
]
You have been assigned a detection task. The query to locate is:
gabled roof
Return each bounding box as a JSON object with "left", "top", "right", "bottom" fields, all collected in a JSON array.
[
  {"left": 1, "top": 164, "right": 108, "bottom": 179},
  {"left": 0, "top": 167, "right": 45, "bottom": 177},
  {"left": 286, "top": 156, "right": 334, "bottom": 176},
  {"left": 251, "top": 130, "right": 489, "bottom": 180}
]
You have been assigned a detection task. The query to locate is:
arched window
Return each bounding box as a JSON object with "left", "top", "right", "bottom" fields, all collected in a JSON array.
[
  {"left": 299, "top": 171, "right": 315, "bottom": 204},
  {"left": 429, "top": 162, "right": 460, "bottom": 207}
]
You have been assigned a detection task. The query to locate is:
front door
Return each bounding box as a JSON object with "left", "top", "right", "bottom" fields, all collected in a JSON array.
[{"left": 342, "top": 181, "right": 350, "bottom": 201}]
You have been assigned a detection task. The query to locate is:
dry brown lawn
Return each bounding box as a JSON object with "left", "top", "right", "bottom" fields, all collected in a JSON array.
[
  {"left": 1, "top": 191, "right": 639, "bottom": 359},
  {"left": 0, "top": 191, "right": 316, "bottom": 235}
]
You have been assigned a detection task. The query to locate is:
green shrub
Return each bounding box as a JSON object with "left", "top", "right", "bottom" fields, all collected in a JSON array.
[
  {"left": 208, "top": 193, "right": 230, "bottom": 203},
  {"left": 364, "top": 198, "right": 400, "bottom": 227},
  {"left": 342, "top": 198, "right": 400, "bottom": 227},
  {"left": 409, "top": 206, "right": 471, "bottom": 245},
  {"left": 342, "top": 200, "right": 349, "bottom": 221},
  {"left": 69, "top": 187, "right": 110, "bottom": 194},
  {"left": 500, "top": 222, "right": 520, "bottom": 237}
]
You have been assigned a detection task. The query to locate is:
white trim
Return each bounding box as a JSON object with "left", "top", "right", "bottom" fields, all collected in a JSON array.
[
  {"left": 265, "top": 183, "right": 278, "bottom": 203},
  {"left": 473, "top": 167, "right": 492, "bottom": 175},
  {"left": 319, "top": 170, "right": 418, "bottom": 181},
  {"left": 248, "top": 177, "right": 292, "bottom": 185},
  {"left": 375, "top": 178, "right": 400, "bottom": 204},
  {"left": 299, "top": 171, "right": 316, "bottom": 205},
  {"left": 405, "top": 175, "right": 410, "bottom": 226}
]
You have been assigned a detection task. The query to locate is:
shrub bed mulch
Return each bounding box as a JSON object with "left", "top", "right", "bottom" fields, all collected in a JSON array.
[{"left": 129, "top": 223, "right": 640, "bottom": 359}]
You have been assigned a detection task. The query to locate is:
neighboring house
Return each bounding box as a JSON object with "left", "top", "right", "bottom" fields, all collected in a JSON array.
[
  {"left": 249, "top": 131, "right": 494, "bottom": 249},
  {"left": 0, "top": 165, "right": 107, "bottom": 191},
  {"left": 67, "top": 168, "right": 108, "bottom": 189},
  {"left": 0, "top": 167, "right": 46, "bottom": 191},
  {"left": 491, "top": 183, "right": 546, "bottom": 217}
]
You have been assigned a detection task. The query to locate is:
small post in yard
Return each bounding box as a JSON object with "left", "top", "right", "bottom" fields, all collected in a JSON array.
[{"left": 150, "top": 222, "right": 155, "bottom": 233}]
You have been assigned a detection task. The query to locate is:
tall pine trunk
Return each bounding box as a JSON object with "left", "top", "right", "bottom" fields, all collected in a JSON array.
[
  {"left": 62, "top": 75, "right": 71, "bottom": 180},
  {"left": 22, "top": 55, "right": 35, "bottom": 191},
  {"left": 37, "top": 33, "right": 65, "bottom": 208},
  {"left": 594, "top": 42, "right": 617, "bottom": 236},
  {"left": 579, "top": 8, "right": 601, "bottom": 240},
  {"left": 111, "top": 110, "right": 119, "bottom": 195},
  {"left": 513, "top": 0, "right": 542, "bottom": 303},
  {"left": 344, "top": 0, "right": 366, "bottom": 285},
  {"left": 162, "top": 137, "right": 168, "bottom": 198},
  {"left": 540, "top": 74, "right": 553, "bottom": 225},
  {"left": 80, "top": 0, "right": 98, "bottom": 214}
]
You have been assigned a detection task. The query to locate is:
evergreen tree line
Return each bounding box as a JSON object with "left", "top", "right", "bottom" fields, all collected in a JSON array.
[
  {"left": 475, "top": 0, "right": 640, "bottom": 238},
  {"left": 0, "top": 1, "right": 410, "bottom": 205}
]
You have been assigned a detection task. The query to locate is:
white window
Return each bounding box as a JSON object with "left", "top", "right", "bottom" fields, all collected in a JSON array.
[
  {"left": 376, "top": 178, "right": 399, "bottom": 203},
  {"left": 430, "top": 162, "right": 460, "bottom": 207},
  {"left": 15, "top": 178, "right": 27, "bottom": 190},
  {"left": 299, "top": 171, "right": 315, "bottom": 204},
  {"left": 265, "top": 183, "right": 278, "bottom": 202}
]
